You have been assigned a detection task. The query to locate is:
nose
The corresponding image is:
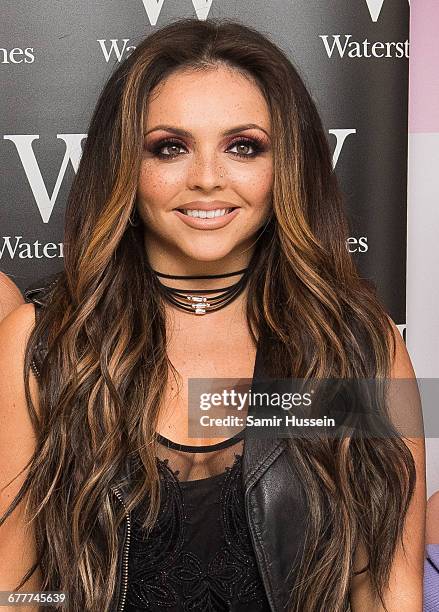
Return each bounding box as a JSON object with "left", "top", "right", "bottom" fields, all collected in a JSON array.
[{"left": 186, "top": 148, "right": 226, "bottom": 192}]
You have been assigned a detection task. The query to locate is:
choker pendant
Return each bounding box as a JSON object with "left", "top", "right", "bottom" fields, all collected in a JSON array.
[{"left": 185, "top": 295, "right": 211, "bottom": 315}]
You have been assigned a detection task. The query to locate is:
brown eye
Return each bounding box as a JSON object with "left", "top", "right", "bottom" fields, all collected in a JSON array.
[
  {"left": 227, "top": 138, "right": 263, "bottom": 158},
  {"left": 149, "top": 136, "right": 264, "bottom": 160},
  {"left": 160, "top": 144, "right": 184, "bottom": 157},
  {"left": 232, "top": 143, "right": 252, "bottom": 155},
  {"left": 151, "top": 139, "right": 187, "bottom": 159}
]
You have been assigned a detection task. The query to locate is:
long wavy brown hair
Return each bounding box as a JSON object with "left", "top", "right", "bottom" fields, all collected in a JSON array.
[{"left": 1, "top": 17, "right": 415, "bottom": 612}]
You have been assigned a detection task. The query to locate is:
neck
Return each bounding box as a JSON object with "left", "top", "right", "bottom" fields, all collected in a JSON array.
[{"left": 144, "top": 235, "right": 256, "bottom": 291}]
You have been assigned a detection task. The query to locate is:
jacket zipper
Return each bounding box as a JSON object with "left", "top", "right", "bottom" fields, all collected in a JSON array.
[{"left": 110, "top": 485, "right": 131, "bottom": 612}]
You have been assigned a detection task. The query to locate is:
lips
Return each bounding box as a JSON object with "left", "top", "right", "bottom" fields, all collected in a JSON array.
[
  {"left": 178, "top": 208, "right": 233, "bottom": 218},
  {"left": 173, "top": 206, "right": 240, "bottom": 230}
]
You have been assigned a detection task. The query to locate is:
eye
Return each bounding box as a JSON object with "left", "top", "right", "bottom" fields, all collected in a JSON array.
[
  {"left": 227, "top": 138, "right": 264, "bottom": 158},
  {"left": 151, "top": 138, "right": 187, "bottom": 159},
  {"left": 148, "top": 136, "right": 266, "bottom": 160}
]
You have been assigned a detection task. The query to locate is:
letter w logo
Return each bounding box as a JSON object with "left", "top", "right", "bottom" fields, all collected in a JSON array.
[
  {"left": 4, "top": 134, "right": 87, "bottom": 223},
  {"left": 140, "top": 0, "right": 214, "bottom": 25},
  {"left": 364, "top": 0, "right": 410, "bottom": 22}
]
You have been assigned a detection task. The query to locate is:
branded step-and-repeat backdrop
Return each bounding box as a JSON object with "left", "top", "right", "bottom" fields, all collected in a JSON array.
[{"left": 1, "top": 0, "right": 410, "bottom": 330}]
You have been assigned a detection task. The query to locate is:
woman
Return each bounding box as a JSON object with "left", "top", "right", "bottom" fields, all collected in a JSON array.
[
  {"left": 0, "top": 271, "right": 23, "bottom": 321},
  {"left": 0, "top": 17, "right": 425, "bottom": 612}
]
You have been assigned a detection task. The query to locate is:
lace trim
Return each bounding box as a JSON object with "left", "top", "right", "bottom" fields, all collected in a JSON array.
[{"left": 125, "top": 454, "right": 268, "bottom": 611}]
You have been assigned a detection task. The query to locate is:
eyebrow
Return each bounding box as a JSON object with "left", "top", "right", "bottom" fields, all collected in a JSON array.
[{"left": 144, "top": 123, "right": 270, "bottom": 138}]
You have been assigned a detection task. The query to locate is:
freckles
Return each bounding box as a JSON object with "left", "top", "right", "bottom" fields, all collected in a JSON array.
[
  {"left": 257, "top": 166, "right": 274, "bottom": 191},
  {"left": 138, "top": 164, "right": 174, "bottom": 194},
  {"left": 254, "top": 168, "right": 272, "bottom": 186},
  {"left": 232, "top": 167, "right": 272, "bottom": 194}
]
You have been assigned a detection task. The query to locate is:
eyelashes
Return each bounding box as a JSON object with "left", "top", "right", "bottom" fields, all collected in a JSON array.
[{"left": 146, "top": 136, "right": 267, "bottom": 160}]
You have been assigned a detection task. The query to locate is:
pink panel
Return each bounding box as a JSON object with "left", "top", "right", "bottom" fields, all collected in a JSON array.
[{"left": 409, "top": 1, "right": 439, "bottom": 133}]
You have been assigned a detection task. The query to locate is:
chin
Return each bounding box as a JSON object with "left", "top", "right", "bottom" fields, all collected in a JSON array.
[
  {"left": 181, "top": 250, "right": 234, "bottom": 264},
  {"left": 178, "top": 242, "right": 239, "bottom": 264}
]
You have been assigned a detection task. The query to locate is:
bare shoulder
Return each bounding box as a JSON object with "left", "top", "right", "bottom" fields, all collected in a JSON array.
[
  {"left": 0, "top": 300, "right": 36, "bottom": 337},
  {"left": 385, "top": 314, "right": 423, "bottom": 439},
  {"left": 0, "top": 272, "right": 24, "bottom": 320},
  {"left": 385, "top": 314, "right": 416, "bottom": 379},
  {"left": 0, "top": 271, "right": 23, "bottom": 297},
  {"left": 0, "top": 302, "right": 42, "bottom": 592},
  {"left": 0, "top": 302, "right": 40, "bottom": 486},
  {"left": 0, "top": 301, "right": 38, "bottom": 392}
]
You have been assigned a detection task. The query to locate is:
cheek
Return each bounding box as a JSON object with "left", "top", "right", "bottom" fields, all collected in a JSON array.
[
  {"left": 137, "top": 162, "right": 185, "bottom": 206},
  {"left": 230, "top": 164, "right": 273, "bottom": 205}
]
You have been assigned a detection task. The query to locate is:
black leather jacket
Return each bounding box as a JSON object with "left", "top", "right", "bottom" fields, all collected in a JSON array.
[{"left": 24, "top": 275, "right": 309, "bottom": 612}]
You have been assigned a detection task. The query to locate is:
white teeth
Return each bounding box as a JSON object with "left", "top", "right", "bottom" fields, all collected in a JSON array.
[{"left": 181, "top": 208, "right": 230, "bottom": 218}]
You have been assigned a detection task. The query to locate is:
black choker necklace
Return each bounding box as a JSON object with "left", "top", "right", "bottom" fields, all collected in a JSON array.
[{"left": 152, "top": 266, "right": 252, "bottom": 315}]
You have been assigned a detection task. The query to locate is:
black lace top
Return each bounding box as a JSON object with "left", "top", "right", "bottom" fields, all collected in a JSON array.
[{"left": 124, "top": 431, "right": 271, "bottom": 612}]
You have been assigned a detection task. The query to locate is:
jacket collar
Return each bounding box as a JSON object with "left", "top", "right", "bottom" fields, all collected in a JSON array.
[{"left": 242, "top": 332, "right": 287, "bottom": 486}]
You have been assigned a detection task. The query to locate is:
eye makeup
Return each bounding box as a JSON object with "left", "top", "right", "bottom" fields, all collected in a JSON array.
[{"left": 144, "top": 133, "right": 270, "bottom": 160}]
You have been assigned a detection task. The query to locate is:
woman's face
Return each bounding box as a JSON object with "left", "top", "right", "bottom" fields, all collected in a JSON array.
[{"left": 137, "top": 65, "right": 273, "bottom": 270}]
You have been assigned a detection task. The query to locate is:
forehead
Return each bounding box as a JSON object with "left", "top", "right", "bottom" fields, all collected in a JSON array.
[{"left": 144, "top": 65, "right": 270, "bottom": 131}]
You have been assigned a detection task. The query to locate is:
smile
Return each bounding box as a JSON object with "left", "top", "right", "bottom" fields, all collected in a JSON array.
[
  {"left": 178, "top": 208, "right": 234, "bottom": 218},
  {"left": 173, "top": 207, "right": 240, "bottom": 230}
]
